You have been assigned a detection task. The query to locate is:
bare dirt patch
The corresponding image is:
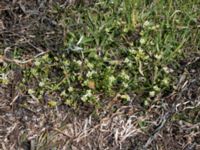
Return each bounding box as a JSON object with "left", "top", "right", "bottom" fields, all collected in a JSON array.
[{"left": 0, "top": 1, "right": 200, "bottom": 150}]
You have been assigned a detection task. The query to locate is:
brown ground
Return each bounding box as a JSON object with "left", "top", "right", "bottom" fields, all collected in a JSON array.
[{"left": 0, "top": 1, "right": 200, "bottom": 150}]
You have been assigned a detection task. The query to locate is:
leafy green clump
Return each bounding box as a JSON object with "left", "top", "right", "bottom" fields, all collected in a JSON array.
[{"left": 1, "top": 0, "right": 199, "bottom": 109}]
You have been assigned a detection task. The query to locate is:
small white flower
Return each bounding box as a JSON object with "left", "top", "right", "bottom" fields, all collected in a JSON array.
[
  {"left": 81, "top": 90, "right": 93, "bottom": 102},
  {"left": 150, "top": 41, "right": 154, "bottom": 45},
  {"left": 162, "top": 78, "right": 169, "bottom": 85},
  {"left": 88, "top": 63, "right": 94, "bottom": 68},
  {"left": 109, "top": 76, "right": 115, "bottom": 83},
  {"left": 155, "top": 54, "right": 162, "bottom": 60},
  {"left": 128, "top": 62, "right": 132, "bottom": 67},
  {"left": 34, "top": 60, "right": 41, "bottom": 66},
  {"left": 76, "top": 60, "right": 82, "bottom": 66},
  {"left": 155, "top": 24, "right": 160, "bottom": 28},
  {"left": 140, "top": 38, "right": 146, "bottom": 45},
  {"left": 1, "top": 73, "right": 9, "bottom": 84},
  {"left": 63, "top": 60, "right": 69, "bottom": 65},
  {"left": 86, "top": 71, "right": 92, "bottom": 78},
  {"left": 151, "top": 24, "right": 159, "bottom": 30},
  {"left": 28, "top": 89, "right": 35, "bottom": 94},
  {"left": 124, "top": 58, "right": 130, "bottom": 63},
  {"left": 61, "top": 90, "right": 67, "bottom": 96},
  {"left": 86, "top": 90, "right": 92, "bottom": 96},
  {"left": 163, "top": 66, "right": 170, "bottom": 73},
  {"left": 137, "top": 48, "right": 145, "bottom": 58},
  {"left": 39, "top": 81, "right": 45, "bottom": 87},
  {"left": 123, "top": 82, "right": 129, "bottom": 88},
  {"left": 163, "top": 66, "right": 174, "bottom": 73},
  {"left": 86, "top": 71, "right": 96, "bottom": 78},
  {"left": 81, "top": 95, "right": 87, "bottom": 102},
  {"left": 153, "top": 85, "right": 160, "bottom": 92},
  {"left": 42, "top": 54, "right": 49, "bottom": 60},
  {"left": 149, "top": 91, "right": 155, "bottom": 97},
  {"left": 125, "top": 74, "right": 130, "bottom": 80},
  {"left": 1, "top": 73, "right": 6, "bottom": 79},
  {"left": 68, "top": 87, "right": 74, "bottom": 92},
  {"left": 129, "top": 49, "right": 136, "bottom": 54},
  {"left": 121, "top": 71, "right": 130, "bottom": 80},
  {"left": 143, "top": 21, "right": 150, "bottom": 27}
]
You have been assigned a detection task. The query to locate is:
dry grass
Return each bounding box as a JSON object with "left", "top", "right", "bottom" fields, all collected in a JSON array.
[{"left": 0, "top": 0, "right": 200, "bottom": 149}]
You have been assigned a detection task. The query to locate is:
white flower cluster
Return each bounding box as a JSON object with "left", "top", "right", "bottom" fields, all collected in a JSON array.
[
  {"left": 124, "top": 58, "right": 133, "bottom": 67},
  {"left": 134, "top": 48, "right": 149, "bottom": 61},
  {"left": 68, "top": 86, "right": 74, "bottom": 92},
  {"left": 109, "top": 75, "right": 116, "bottom": 83},
  {"left": 86, "top": 70, "right": 97, "bottom": 78},
  {"left": 81, "top": 90, "right": 93, "bottom": 102},
  {"left": 0, "top": 73, "right": 9, "bottom": 84},
  {"left": 121, "top": 71, "right": 130, "bottom": 80},
  {"left": 85, "top": 60, "right": 94, "bottom": 69},
  {"left": 143, "top": 20, "right": 160, "bottom": 30},
  {"left": 76, "top": 60, "right": 82, "bottom": 66},
  {"left": 143, "top": 21, "right": 151, "bottom": 27}
]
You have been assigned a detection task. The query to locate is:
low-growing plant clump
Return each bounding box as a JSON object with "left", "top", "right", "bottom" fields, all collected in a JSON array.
[{"left": 0, "top": 0, "right": 200, "bottom": 149}]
